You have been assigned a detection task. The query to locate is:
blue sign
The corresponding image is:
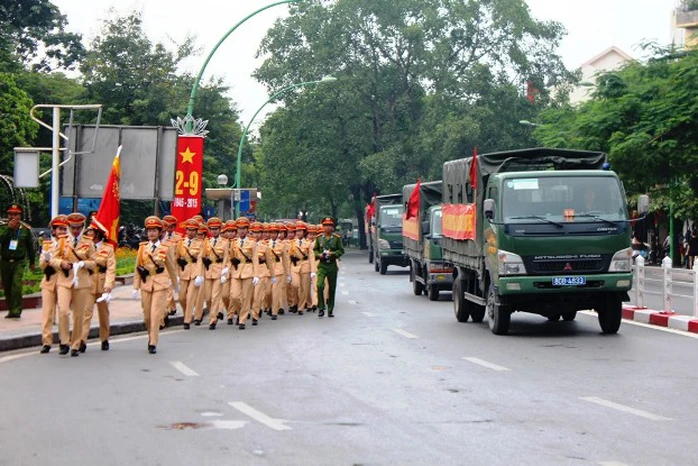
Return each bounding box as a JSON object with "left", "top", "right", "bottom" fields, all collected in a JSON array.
[
  {"left": 59, "top": 197, "right": 101, "bottom": 215},
  {"left": 239, "top": 189, "right": 250, "bottom": 212}
]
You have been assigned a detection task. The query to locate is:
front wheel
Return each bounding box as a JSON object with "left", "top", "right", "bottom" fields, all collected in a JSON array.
[
  {"left": 597, "top": 297, "right": 622, "bottom": 334},
  {"left": 453, "top": 279, "right": 470, "bottom": 323},
  {"left": 379, "top": 261, "right": 388, "bottom": 275},
  {"left": 562, "top": 311, "right": 577, "bottom": 322},
  {"left": 374, "top": 258, "right": 379, "bottom": 272},
  {"left": 486, "top": 281, "right": 510, "bottom": 335},
  {"left": 411, "top": 267, "right": 424, "bottom": 296},
  {"left": 368, "top": 249, "right": 373, "bottom": 263}
]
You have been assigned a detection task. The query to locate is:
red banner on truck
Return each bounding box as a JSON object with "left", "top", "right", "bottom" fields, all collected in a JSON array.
[{"left": 442, "top": 203, "right": 476, "bottom": 240}]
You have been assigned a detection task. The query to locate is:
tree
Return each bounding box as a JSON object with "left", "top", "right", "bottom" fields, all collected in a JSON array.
[
  {"left": 0, "top": 0, "right": 84, "bottom": 72},
  {"left": 0, "top": 73, "right": 38, "bottom": 174}
]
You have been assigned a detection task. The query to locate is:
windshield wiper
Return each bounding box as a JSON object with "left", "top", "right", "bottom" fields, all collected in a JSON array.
[
  {"left": 574, "top": 213, "right": 617, "bottom": 226},
  {"left": 508, "top": 215, "right": 563, "bottom": 228}
]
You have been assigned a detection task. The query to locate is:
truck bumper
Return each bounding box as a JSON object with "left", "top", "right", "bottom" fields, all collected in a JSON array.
[
  {"left": 380, "top": 250, "right": 409, "bottom": 267},
  {"left": 498, "top": 273, "right": 632, "bottom": 296}
]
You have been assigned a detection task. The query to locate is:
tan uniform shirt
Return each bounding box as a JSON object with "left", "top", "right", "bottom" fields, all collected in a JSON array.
[
  {"left": 92, "top": 241, "right": 116, "bottom": 294},
  {"left": 177, "top": 237, "right": 203, "bottom": 281},
  {"left": 133, "top": 241, "right": 176, "bottom": 292},
  {"left": 49, "top": 235, "right": 96, "bottom": 290},
  {"left": 197, "top": 236, "right": 229, "bottom": 279},
  {"left": 231, "top": 236, "right": 259, "bottom": 279}
]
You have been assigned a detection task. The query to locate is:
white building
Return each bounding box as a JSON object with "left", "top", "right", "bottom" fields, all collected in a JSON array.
[{"left": 568, "top": 46, "right": 633, "bottom": 105}]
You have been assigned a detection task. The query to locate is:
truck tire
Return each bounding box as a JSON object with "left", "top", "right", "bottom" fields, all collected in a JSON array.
[
  {"left": 470, "top": 303, "right": 486, "bottom": 323},
  {"left": 562, "top": 311, "right": 577, "bottom": 322},
  {"left": 453, "top": 279, "right": 470, "bottom": 322},
  {"left": 427, "top": 284, "right": 439, "bottom": 301},
  {"left": 486, "top": 281, "right": 510, "bottom": 335},
  {"left": 547, "top": 314, "right": 561, "bottom": 322},
  {"left": 379, "top": 261, "right": 388, "bottom": 275},
  {"left": 374, "top": 258, "right": 379, "bottom": 272},
  {"left": 597, "top": 297, "right": 621, "bottom": 334},
  {"left": 369, "top": 252, "right": 373, "bottom": 264},
  {"left": 411, "top": 267, "right": 424, "bottom": 296}
]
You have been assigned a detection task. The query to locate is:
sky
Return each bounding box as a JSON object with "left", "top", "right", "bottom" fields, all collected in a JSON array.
[{"left": 52, "top": 0, "right": 678, "bottom": 126}]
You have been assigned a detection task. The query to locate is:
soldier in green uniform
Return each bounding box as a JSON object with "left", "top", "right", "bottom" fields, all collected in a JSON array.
[
  {"left": 0, "top": 205, "right": 35, "bottom": 318},
  {"left": 313, "top": 217, "right": 344, "bottom": 318}
]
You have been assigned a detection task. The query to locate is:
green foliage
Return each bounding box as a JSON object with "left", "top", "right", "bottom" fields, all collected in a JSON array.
[
  {"left": 535, "top": 48, "right": 698, "bottom": 220},
  {"left": 0, "top": 73, "right": 38, "bottom": 174},
  {"left": 0, "top": 0, "right": 84, "bottom": 72}
]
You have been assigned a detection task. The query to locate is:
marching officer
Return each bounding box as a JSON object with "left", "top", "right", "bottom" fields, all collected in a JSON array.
[
  {"left": 289, "top": 222, "right": 316, "bottom": 315},
  {"left": 229, "top": 217, "right": 259, "bottom": 329},
  {"left": 285, "top": 223, "right": 299, "bottom": 313},
  {"left": 192, "top": 222, "right": 209, "bottom": 324},
  {"left": 251, "top": 222, "right": 274, "bottom": 325},
  {"left": 80, "top": 219, "right": 116, "bottom": 352},
  {"left": 197, "top": 217, "right": 229, "bottom": 330},
  {"left": 132, "top": 216, "right": 177, "bottom": 354},
  {"left": 176, "top": 218, "right": 204, "bottom": 329},
  {"left": 38, "top": 215, "right": 67, "bottom": 353},
  {"left": 268, "top": 223, "right": 291, "bottom": 320},
  {"left": 220, "top": 220, "right": 237, "bottom": 323},
  {"left": 0, "top": 204, "right": 36, "bottom": 318},
  {"left": 49, "top": 213, "right": 96, "bottom": 356},
  {"left": 314, "top": 217, "right": 345, "bottom": 317},
  {"left": 161, "top": 215, "right": 182, "bottom": 320}
]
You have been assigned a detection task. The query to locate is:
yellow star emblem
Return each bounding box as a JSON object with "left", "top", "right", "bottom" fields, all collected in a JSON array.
[{"left": 180, "top": 147, "right": 196, "bottom": 164}]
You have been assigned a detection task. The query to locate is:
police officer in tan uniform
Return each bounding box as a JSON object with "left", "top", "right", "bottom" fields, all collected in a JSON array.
[
  {"left": 289, "top": 222, "right": 317, "bottom": 315},
  {"left": 176, "top": 218, "right": 204, "bottom": 329},
  {"left": 268, "top": 223, "right": 291, "bottom": 320},
  {"left": 39, "top": 215, "right": 67, "bottom": 353},
  {"left": 285, "top": 223, "right": 299, "bottom": 313},
  {"left": 49, "top": 213, "right": 96, "bottom": 357},
  {"left": 197, "top": 217, "right": 229, "bottom": 330},
  {"left": 220, "top": 220, "right": 237, "bottom": 323},
  {"left": 192, "top": 222, "right": 209, "bottom": 324},
  {"left": 251, "top": 222, "right": 274, "bottom": 325},
  {"left": 80, "top": 219, "right": 116, "bottom": 352},
  {"left": 161, "top": 215, "right": 182, "bottom": 321},
  {"left": 132, "top": 216, "right": 177, "bottom": 354},
  {"left": 229, "top": 217, "right": 259, "bottom": 329}
]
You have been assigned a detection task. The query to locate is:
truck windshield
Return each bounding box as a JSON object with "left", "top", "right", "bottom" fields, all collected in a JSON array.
[
  {"left": 431, "top": 209, "right": 443, "bottom": 238},
  {"left": 502, "top": 176, "right": 626, "bottom": 223},
  {"left": 379, "top": 206, "right": 403, "bottom": 227}
]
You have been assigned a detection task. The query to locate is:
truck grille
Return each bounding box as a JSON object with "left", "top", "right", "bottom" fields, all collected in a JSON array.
[
  {"left": 524, "top": 256, "right": 609, "bottom": 275},
  {"left": 390, "top": 240, "right": 403, "bottom": 249}
]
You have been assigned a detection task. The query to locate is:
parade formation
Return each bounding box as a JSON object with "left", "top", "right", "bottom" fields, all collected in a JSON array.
[{"left": 30, "top": 207, "right": 344, "bottom": 356}]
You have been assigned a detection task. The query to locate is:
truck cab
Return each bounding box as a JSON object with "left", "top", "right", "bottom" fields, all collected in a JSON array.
[{"left": 374, "top": 203, "right": 408, "bottom": 274}]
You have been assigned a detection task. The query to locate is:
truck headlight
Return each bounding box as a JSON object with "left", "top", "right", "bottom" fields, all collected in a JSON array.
[
  {"left": 378, "top": 239, "right": 390, "bottom": 249},
  {"left": 497, "top": 250, "right": 527, "bottom": 276},
  {"left": 608, "top": 247, "right": 632, "bottom": 272}
]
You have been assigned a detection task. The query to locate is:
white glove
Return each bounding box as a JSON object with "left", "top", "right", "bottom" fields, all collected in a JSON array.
[
  {"left": 194, "top": 276, "right": 204, "bottom": 288},
  {"left": 310, "top": 272, "right": 317, "bottom": 280},
  {"left": 76, "top": 261, "right": 85, "bottom": 270},
  {"left": 221, "top": 267, "right": 230, "bottom": 276},
  {"left": 177, "top": 277, "right": 181, "bottom": 287},
  {"left": 96, "top": 292, "right": 111, "bottom": 304},
  {"left": 71, "top": 262, "right": 80, "bottom": 287},
  {"left": 131, "top": 289, "right": 140, "bottom": 300},
  {"left": 286, "top": 275, "right": 292, "bottom": 284},
  {"left": 221, "top": 275, "right": 228, "bottom": 284},
  {"left": 252, "top": 277, "right": 260, "bottom": 286},
  {"left": 271, "top": 276, "right": 276, "bottom": 285},
  {"left": 42, "top": 252, "right": 51, "bottom": 261}
]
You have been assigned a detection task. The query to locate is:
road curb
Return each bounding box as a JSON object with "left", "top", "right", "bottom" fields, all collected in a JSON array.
[
  {"left": 622, "top": 305, "right": 698, "bottom": 334},
  {"left": 0, "top": 313, "right": 191, "bottom": 353}
]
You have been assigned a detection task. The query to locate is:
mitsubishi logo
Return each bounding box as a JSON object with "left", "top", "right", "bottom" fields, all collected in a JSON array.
[{"left": 563, "top": 263, "right": 573, "bottom": 271}]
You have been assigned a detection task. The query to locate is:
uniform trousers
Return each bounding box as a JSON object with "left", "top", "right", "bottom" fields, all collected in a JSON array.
[
  {"left": 141, "top": 289, "right": 166, "bottom": 346},
  {"left": 206, "top": 279, "right": 223, "bottom": 324},
  {"left": 82, "top": 293, "right": 110, "bottom": 343},
  {"left": 40, "top": 287, "right": 57, "bottom": 347},
  {"left": 57, "top": 287, "right": 89, "bottom": 350},
  {"left": 235, "top": 277, "right": 254, "bottom": 324},
  {"left": 180, "top": 279, "right": 198, "bottom": 324},
  {"left": 271, "top": 274, "right": 285, "bottom": 315},
  {"left": 253, "top": 276, "right": 271, "bottom": 317}
]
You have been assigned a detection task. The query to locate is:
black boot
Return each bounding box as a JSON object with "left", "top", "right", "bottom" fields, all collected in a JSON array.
[
  {"left": 101, "top": 340, "right": 109, "bottom": 351},
  {"left": 59, "top": 344, "right": 69, "bottom": 355},
  {"left": 271, "top": 315, "right": 278, "bottom": 321},
  {"left": 70, "top": 349, "right": 79, "bottom": 357},
  {"left": 183, "top": 323, "right": 190, "bottom": 330},
  {"left": 194, "top": 319, "right": 202, "bottom": 326},
  {"left": 40, "top": 345, "right": 50, "bottom": 354},
  {"left": 238, "top": 323, "right": 246, "bottom": 330},
  {"left": 328, "top": 310, "right": 334, "bottom": 318},
  {"left": 227, "top": 318, "right": 233, "bottom": 325},
  {"left": 318, "top": 310, "right": 325, "bottom": 318},
  {"left": 79, "top": 341, "right": 87, "bottom": 353},
  {"left": 217, "top": 311, "right": 224, "bottom": 321},
  {"left": 252, "top": 319, "right": 258, "bottom": 326},
  {"left": 279, "top": 309, "right": 285, "bottom": 315},
  {"left": 209, "top": 322, "right": 216, "bottom": 330},
  {"left": 148, "top": 345, "right": 157, "bottom": 354}
]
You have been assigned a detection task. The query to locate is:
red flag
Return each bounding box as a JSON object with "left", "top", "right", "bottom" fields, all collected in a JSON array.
[
  {"left": 469, "top": 147, "right": 478, "bottom": 191},
  {"left": 94, "top": 147, "right": 121, "bottom": 245},
  {"left": 526, "top": 80, "right": 539, "bottom": 103},
  {"left": 406, "top": 179, "right": 421, "bottom": 220}
]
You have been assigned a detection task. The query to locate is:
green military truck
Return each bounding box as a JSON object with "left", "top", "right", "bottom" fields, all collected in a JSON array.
[
  {"left": 371, "top": 194, "right": 408, "bottom": 275},
  {"left": 402, "top": 181, "right": 453, "bottom": 301},
  {"left": 442, "top": 148, "right": 648, "bottom": 335}
]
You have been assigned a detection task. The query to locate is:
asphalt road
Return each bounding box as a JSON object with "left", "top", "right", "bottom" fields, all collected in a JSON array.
[{"left": 1, "top": 250, "right": 697, "bottom": 466}]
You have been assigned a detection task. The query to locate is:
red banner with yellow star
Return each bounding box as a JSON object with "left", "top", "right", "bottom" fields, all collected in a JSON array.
[{"left": 171, "top": 136, "right": 203, "bottom": 227}]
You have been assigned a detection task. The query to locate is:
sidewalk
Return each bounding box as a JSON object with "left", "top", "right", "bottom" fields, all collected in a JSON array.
[
  {"left": 622, "top": 304, "right": 698, "bottom": 334},
  {"left": 0, "top": 284, "right": 186, "bottom": 352}
]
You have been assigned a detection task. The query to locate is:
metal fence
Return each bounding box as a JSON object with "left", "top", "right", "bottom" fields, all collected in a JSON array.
[{"left": 634, "top": 256, "right": 698, "bottom": 317}]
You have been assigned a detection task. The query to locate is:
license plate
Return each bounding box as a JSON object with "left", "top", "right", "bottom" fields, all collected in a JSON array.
[{"left": 552, "top": 276, "right": 586, "bottom": 286}]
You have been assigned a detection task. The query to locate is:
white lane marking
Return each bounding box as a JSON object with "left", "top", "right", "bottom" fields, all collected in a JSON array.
[
  {"left": 170, "top": 361, "right": 199, "bottom": 377},
  {"left": 0, "top": 352, "right": 34, "bottom": 364},
  {"left": 348, "top": 300, "right": 358, "bottom": 305},
  {"left": 200, "top": 412, "right": 223, "bottom": 417},
  {"left": 393, "top": 328, "right": 418, "bottom": 339},
  {"left": 599, "top": 462, "right": 630, "bottom": 466},
  {"left": 462, "top": 357, "right": 510, "bottom": 372},
  {"left": 580, "top": 310, "right": 698, "bottom": 339},
  {"left": 339, "top": 282, "right": 346, "bottom": 287},
  {"left": 209, "top": 420, "right": 247, "bottom": 430},
  {"left": 341, "top": 290, "right": 349, "bottom": 295},
  {"left": 580, "top": 396, "right": 672, "bottom": 421},
  {"left": 228, "top": 402, "right": 292, "bottom": 431},
  {"left": 362, "top": 312, "right": 375, "bottom": 317}
]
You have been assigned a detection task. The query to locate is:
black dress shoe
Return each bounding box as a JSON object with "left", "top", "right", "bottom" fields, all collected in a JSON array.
[
  {"left": 183, "top": 323, "right": 190, "bottom": 330},
  {"left": 194, "top": 319, "right": 202, "bottom": 326},
  {"left": 148, "top": 345, "right": 156, "bottom": 354},
  {"left": 318, "top": 310, "right": 325, "bottom": 317},
  {"left": 70, "top": 349, "right": 79, "bottom": 357},
  {"left": 168, "top": 309, "right": 176, "bottom": 316},
  {"left": 217, "top": 311, "right": 224, "bottom": 321},
  {"left": 209, "top": 323, "right": 216, "bottom": 330},
  {"left": 4, "top": 313, "right": 20, "bottom": 319},
  {"left": 328, "top": 311, "right": 334, "bottom": 318},
  {"left": 238, "top": 323, "right": 246, "bottom": 330},
  {"left": 40, "top": 345, "right": 50, "bottom": 354},
  {"left": 298, "top": 310, "right": 304, "bottom": 315},
  {"left": 59, "top": 345, "right": 69, "bottom": 355},
  {"left": 312, "top": 306, "right": 317, "bottom": 312},
  {"left": 101, "top": 340, "right": 109, "bottom": 351},
  {"left": 79, "top": 341, "right": 87, "bottom": 353},
  {"left": 252, "top": 319, "right": 258, "bottom": 326},
  {"left": 227, "top": 318, "right": 233, "bottom": 325},
  {"left": 279, "top": 309, "right": 285, "bottom": 315},
  {"left": 271, "top": 315, "right": 278, "bottom": 321}
]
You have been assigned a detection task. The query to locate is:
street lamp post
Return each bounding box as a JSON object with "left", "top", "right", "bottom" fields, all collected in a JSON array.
[
  {"left": 234, "top": 76, "right": 337, "bottom": 217},
  {"left": 519, "top": 120, "right": 541, "bottom": 127},
  {"left": 184, "top": 0, "right": 302, "bottom": 126}
]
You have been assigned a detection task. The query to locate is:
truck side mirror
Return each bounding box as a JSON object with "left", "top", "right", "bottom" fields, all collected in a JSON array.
[
  {"left": 422, "top": 221, "right": 430, "bottom": 236},
  {"left": 484, "top": 199, "right": 496, "bottom": 220},
  {"left": 637, "top": 194, "right": 650, "bottom": 214}
]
